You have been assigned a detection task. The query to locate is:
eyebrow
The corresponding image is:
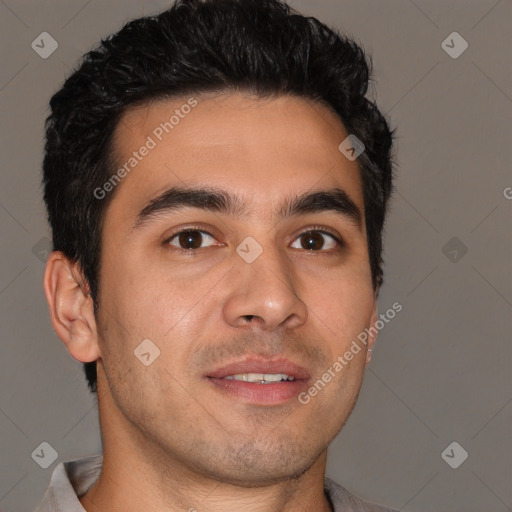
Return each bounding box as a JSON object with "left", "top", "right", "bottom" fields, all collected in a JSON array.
[{"left": 131, "top": 185, "right": 363, "bottom": 232}]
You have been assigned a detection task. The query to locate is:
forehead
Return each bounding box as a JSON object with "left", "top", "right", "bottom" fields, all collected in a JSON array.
[{"left": 106, "top": 92, "right": 364, "bottom": 222}]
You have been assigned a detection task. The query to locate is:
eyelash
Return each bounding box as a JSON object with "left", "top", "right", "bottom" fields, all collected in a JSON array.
[{"left": 162, "top": 225, "right": 344, "bottom": 254}]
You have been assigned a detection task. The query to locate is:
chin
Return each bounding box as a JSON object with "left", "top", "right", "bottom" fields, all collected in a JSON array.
[{"left": 189, "top": 437, "right": 326, "bottom": 488}]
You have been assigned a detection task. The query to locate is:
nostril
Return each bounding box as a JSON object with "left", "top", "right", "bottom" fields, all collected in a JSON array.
[{"left": 241, "top": 314, "right": 264, "bottom": 326}]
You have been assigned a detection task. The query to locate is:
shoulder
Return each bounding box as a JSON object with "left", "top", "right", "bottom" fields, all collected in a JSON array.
[{"left": 324, "top": 477, "right": 399, "bottom": 512}]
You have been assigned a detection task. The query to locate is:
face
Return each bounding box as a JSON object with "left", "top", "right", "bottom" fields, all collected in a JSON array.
[{"left": 94, "top": 92, "right": 377, "bottom": 485}]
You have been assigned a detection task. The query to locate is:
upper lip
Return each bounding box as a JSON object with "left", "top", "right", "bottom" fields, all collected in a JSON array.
[{"left": 206, "top": 356, "right": 311, "bottom": 380}]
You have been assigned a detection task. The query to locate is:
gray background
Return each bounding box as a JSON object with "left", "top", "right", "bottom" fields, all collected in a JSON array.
[{"left": 0, "top": 0, "right": 510, "bottom": 511}]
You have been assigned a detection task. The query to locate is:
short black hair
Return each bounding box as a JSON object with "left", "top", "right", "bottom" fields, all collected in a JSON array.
[{"left": 43, "top": 0, "right": 396, "bottom": 394}]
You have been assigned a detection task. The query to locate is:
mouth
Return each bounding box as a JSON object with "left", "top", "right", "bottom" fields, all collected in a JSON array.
[{"left": 205, "top": 357, "right": 311, "bottom": 405}]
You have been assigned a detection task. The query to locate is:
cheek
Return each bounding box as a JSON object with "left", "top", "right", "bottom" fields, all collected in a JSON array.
[
  {"left": 98, "top": 251, "right": 221, "bottom": 360},
  {"left": 303, "top": 267, "right": 374, "bottom": 349}
]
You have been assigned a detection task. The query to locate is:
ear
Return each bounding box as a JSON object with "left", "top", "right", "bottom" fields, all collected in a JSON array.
[
  {"left": 365, "top": 290, "right": 379, "bottom": 365},
  {"left": 43, "top": 252, "right": 100, "bottom": 363}
]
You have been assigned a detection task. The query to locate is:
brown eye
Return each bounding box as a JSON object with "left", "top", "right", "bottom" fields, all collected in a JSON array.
[
  {"left": 291, "top": 230, "right": 339, "bottom": 251},
  {"left": 167, "top": 230, "right": 216, "bottom": 250}
]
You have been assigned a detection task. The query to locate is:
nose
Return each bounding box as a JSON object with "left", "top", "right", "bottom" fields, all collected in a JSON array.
[{"left": 222, "top": 242, "right": 309, "bottom": 332}]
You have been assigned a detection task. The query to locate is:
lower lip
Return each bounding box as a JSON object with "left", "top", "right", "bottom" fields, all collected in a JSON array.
[{"left": 206, "top": 377, "right": 309, "bottom": 405}]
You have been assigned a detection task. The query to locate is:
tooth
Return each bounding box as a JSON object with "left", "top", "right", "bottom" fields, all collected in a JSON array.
[
  {"left": 263, "top": 374, "right": 283, "bottom": 382},
  {"left": 247, "top": 373, "right": 264, "bottom": 382},
  {"left": 224, "top": 373, "right": 295, "bottom": 383},
  {"left": 230, "top": 373, "right": 251, "bottom": 382}
]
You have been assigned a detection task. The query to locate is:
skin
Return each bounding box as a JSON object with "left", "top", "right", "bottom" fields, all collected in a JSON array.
[{"left": 44, "top": 92, "right": 379, "bottom": 512}]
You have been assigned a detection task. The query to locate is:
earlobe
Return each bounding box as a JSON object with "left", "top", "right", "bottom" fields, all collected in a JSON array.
[{"left": 43, "top": 252, "right": 100, "bottom": 363}]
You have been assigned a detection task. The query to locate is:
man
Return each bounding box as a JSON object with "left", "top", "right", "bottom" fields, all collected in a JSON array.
[{"left": 37, "top": 0, "right": 397, "bottom": 510}]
